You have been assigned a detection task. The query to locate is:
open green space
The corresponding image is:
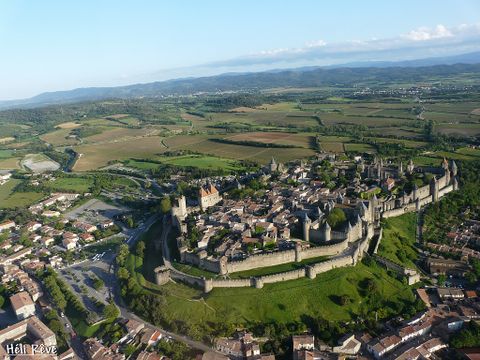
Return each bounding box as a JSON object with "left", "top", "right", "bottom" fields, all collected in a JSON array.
[
  {"left": 344, "top": 143, "right": 376, "bottom": 153},
  {"left": 131, "top": 259, "right": 416, "bottom": 329},
  {"left": 378, "top": 213, "right": 418, "bottom": 269},
  {"left": 229, "top": 255, "right": 329, "bottom": 279},
  {"left": 46, "top": 177, "right": 94, "bottom": 193},
  {"left": 127, "top": 154, "right": 246, "bottom": 172},
  {"left": 124, "top": 219, "right": 417, "bottom": 332},
  {"left": 0, "top": 178, "right": 45, "bottom": 209}
]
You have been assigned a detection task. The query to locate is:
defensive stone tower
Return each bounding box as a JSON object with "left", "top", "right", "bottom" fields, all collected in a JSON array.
[
  {"left": 442, "top": 157, "right": 449, "bottom": 171},
  {"left": 154, "top": 266, "right": 171, "bottom": 285},
  {"left": 322, "top": 222, "right": 331, "bottom": 242},
  {"left": 303, "top": 213, "right": 311, "bottom": 242},
  {"left": 171, "top": 195, "right": 187, "bottom": 220},
  {"left": 453, "top": 176, "right": 459, "bottom": 191},
  {"left": 442, "top": 158, "right": 451, "bottom": 184},
  {"left": 430, "top": 176, "right": 439, "bottom": 202},
  {"left": 407, "top": 159, "right": 415, "bottom": 174},
  {"left": 412, "top": 183, "right": 418, "bottom": 202},
  {"left": 295, "top": 242, "right": 302, "bottom": 262},
  {"left": 219, "top": 256, "right": 228, "bottom": 275},
  {"left": 451, "top": 160, "right": 458, "bottom": 176}
]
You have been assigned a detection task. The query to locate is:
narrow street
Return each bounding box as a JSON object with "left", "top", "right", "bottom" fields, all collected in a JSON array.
[{"left": 106, "top": 214, "right": 219, "bottom": 354}]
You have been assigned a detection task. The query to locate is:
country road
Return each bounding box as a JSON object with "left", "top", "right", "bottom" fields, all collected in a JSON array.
[{"left": 106, "top": 214, "right": 219, "bottom": 354}]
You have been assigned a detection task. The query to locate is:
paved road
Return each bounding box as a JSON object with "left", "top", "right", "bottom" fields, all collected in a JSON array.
[{"left": 105, "top": 215, "right": 219, "bottom": 354}]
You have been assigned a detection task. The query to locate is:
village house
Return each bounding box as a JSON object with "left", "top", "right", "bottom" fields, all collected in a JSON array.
[
  {"left": 437, "top": 287, "right": 465, "bottom": 300},
  {"left": 41, "top": 236, "right": 55, "bottom": 247},
  {"left": 122, "top": 318, "right": 145, "bottom": 340},
  {"left": 100, "top": 219, "right": 115, "bottom": 229},
  {"left": 73, "top": 221, "right": 97, "bottom": 233},
  {"left": 80, "top": 233, "right": 95, "bottom": 242},
  {"left": 62, "top": 237, "right": 77, "bottom": 250},
  {"left": 199, "top": 183, "right": 222, "bottom": 211},
  {"left": 84, "top": 338, "right": 125, "bottom": 360},
  {"left": 25, "top": 221, "right": 42, "bottom": 232},
  {"left": 10, "top": 291, "right": 36, "bottom": 320},
  {"left": 0, "top": 316, "right": 56, "bottom": 358},
  {"left": 139, "top": 328, "right": 162, "bottom": 346},
  {"left": 0, "top": 220, "right": 15, "bottom": 232},
  {"left": 42, "top": 210, "right": 61, "bottom": 218}
]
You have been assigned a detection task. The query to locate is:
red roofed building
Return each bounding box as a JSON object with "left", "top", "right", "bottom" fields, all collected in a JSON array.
[{"left": 198, "top": 183, "right": 222, "bottom": 211}]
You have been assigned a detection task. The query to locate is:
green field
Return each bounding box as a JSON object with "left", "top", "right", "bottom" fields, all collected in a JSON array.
[
  {"left": 22, "top": 96, "right": 473, "bottom": 172},
  {"left": 0, "top": 178, "right": 45, "bottom": 209},
  {"left": 378, "top": 213, "right": 418, "bottom": 269},
  {"left": 46, "top": 177, "right": 94, "bottom": 193},
  {"left": 125, "top": 220, "right": 417, "bottom": 333},
  {"left": 125, "top": 154, "right": 245, "bottom": 172},
  {"left": 344, "top": 143, "right": 376, "bottom": 153},
  {"left": 131, "top": 258, "right": 416, "bottom": 329},
  {"left": 229, "top": 256, "right": 329, "bottom": 279}
]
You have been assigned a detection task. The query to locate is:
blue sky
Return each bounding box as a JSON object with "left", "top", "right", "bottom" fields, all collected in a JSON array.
[{"left": 1, "top": 0, "right": 480, "bottom": 100}]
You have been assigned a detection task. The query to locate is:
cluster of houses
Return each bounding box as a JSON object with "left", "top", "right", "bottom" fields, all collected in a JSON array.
[
  {"left": 0, "top": 204, "right": 117, "bottom": 267},
  {"left": 425, "top": 218, "right": 480, "bottom": 263},
  {"left": 173, "top": 155, "right": 456, "bottom": 269},
  {"left": 28, "top": 192, "right": 80, "bottom": 214},
  {"left": 83, "top": 318, "right": 169, "bottom": 360},
  {"left": 214, "top": 331, "right": 274, "bottom": 360},
  {"left": 174, "top": 159, "right": 351, "bottom": 260}
]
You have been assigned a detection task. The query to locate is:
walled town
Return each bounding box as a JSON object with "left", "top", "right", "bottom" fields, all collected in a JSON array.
[{"left": 158, "top": 156, "right": 458, "bottom": 294}]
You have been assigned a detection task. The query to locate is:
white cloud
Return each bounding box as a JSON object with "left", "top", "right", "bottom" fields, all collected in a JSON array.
[
  {"left": 404, "top": 24, "right": 453, "bottom": 41},
  {"left": 305, "top": 39, "right": 327, "bottom": 48},
  {"left": 202, "top": 23, "right": 480, "bottom": 69},
  {"left": 141, "top": 23, "right": 480, "bottom": 84}
]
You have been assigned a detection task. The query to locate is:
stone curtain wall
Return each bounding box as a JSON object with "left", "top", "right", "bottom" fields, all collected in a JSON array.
[
  {"left": 159, "top": 234, "right": 374, "bottom": 293},
  {"left": 162, "top": 164, "right": 457, "bottom": 292}
]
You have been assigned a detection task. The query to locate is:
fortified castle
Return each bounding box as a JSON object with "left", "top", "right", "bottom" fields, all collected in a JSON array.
[{"left": 155, "top": 157, "right": 458, "bottom": 293}]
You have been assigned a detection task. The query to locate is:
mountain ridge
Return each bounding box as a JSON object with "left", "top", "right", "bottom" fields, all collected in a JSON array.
[{"left": 2, "top": 51, "right": 480, "bottom": 110}]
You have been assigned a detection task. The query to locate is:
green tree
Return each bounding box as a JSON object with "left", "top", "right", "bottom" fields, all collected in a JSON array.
[
  {"left": 103, "top": 303, "right": 120, "bottom": 320},
  {"left": 116, "top": 244, "right": 130, "bottom": 266},
  {"left": 117, "top": 267, "right": 130, "bottom": 280},
  {"left": 326, "top": 208, "right": 347, "bottom": 229},
  {"left": 136, "top": 241, "right": 145, "bottom": 258},
  {"left": 160, "top": 197, "right": 172, "bottom": 214},
  {"left": 437, "top": 274, "right": 447, "bottom": 286}
]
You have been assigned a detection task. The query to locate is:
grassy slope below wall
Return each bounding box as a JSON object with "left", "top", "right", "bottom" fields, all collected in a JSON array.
[
  {"left": 378, "top": 213, "right": 418, "bottom": 269},
  {"left": 129, "top": 252, "right": 416, "bottom": 329}
]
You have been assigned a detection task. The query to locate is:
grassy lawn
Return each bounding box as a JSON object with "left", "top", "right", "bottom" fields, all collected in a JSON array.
[
  {"left": 378, "top": 213, "right": 418, "bottom": 269},
  {"left": 83, "top": 237, "right": 124, "bottom": 255},
  {"left": 152, "top": 261, "right": 415, "bottom": 328},
  {"left": 127, "top": 241, "right": 416, "bottom": 330},
  {"left": 157, "top": 154, "right": 245, "bottom": 171},
  {"left": 173, "top": 262, "right": 219, "bottom": 279},
  {"left": 413, "top": 156, "right": 441, "bottom": 166},
  {"left": 66, "top": 304, "right": 113, "bottom": 338},
  {"left": 344, "top": 143, "right": 376, "bottom": 153},
  {"left": 46, "top": 177, "right": 94, "bottom": 193},
  {"left": 456, "top": 147, "right": 480, "bottom": 158},
  {"left": 0, "top": 150, "right": 15, "bottom": 158},
  {"left": 229, "top": 256, "right": 329, "bottom": 279},
  {"left": 0, "top": 157, "right": 21, "bottom": 169},
  {"left": 0, "top": 178, "right": 21, "bottom": 201},
  {"left": 0, "top": 178, "right": 45, "bottom": 209}
]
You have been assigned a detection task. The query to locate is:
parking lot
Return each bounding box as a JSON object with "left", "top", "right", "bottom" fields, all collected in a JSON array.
[
  {"left": 64, "top": 198, "right": 126, "bottom": 223},
  {"left": 59, "top": 250, "right": 117, "bottom": 321}
]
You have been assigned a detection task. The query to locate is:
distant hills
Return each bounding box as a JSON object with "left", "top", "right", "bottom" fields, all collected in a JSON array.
[{"left": 2, "top": 51, "right": 480, "bottom": 109}]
